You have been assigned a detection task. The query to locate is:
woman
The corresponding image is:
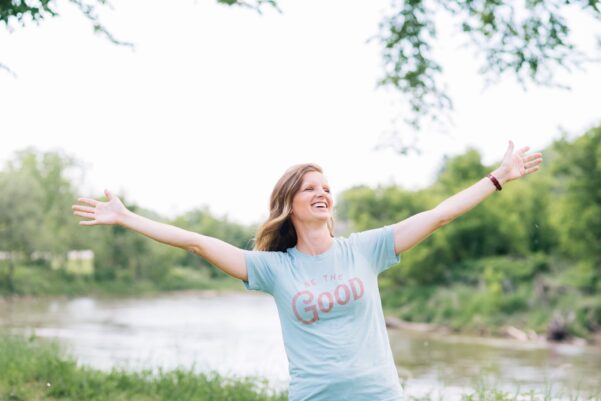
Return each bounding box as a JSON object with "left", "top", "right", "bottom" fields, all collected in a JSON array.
[{"left": 72, "top": 140, "right": 543, "bottom": 401}]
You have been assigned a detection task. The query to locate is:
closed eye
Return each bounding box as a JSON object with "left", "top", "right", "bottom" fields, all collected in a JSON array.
[{"left": 304, "top": 186, "right": 330, "bottom": 192}]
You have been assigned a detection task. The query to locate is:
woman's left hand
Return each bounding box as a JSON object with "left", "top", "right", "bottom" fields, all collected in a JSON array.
[{"left": 494, "top": 140, "right": 543, "bottom": 185}]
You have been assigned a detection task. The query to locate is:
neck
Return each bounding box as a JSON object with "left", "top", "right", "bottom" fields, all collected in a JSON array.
[{"left": 293, "top": 222, "right": 333, "bottom": 256}]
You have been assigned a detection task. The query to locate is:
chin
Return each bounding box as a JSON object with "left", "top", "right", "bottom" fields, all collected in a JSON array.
[{"left": 314, "top": 213, "right": 331, "bottom": 221}]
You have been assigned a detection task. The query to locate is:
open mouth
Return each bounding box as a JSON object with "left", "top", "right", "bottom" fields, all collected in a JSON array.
[{"left": 311, "top": 202, "right": 328, "bottom": 209}]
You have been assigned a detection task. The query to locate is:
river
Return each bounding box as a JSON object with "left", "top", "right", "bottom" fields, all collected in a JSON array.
[{"left": 1, "top": 290, "right": 599, "bottom": 399}]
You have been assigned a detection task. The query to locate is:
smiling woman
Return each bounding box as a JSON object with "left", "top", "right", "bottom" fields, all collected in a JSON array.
[
  {"left": 72, "top": 142, "right": 542, "bottom": 401},
  {"left": 253, "top": 163, "right": 335, "bottom": 253}
]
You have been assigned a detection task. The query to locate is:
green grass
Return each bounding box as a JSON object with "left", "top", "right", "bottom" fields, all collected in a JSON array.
[
  {"left": 0, "top": 333, "right": 286, "bottom": 401},
  {"left": 1, "top": 334, "right": 599, "bottom": 401},
  {"left": 462, "top": 379, "right": 601, "bottom": 401}
]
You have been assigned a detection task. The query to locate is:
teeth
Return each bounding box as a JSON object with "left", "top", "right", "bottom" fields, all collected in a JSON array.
[{"left": 312, "top": 202, "right": 327, "bottom": 208}]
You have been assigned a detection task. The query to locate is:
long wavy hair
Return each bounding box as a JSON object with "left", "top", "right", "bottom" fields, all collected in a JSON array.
[{"left": 253, "top": 163, "right": 335, "bottom": 252}]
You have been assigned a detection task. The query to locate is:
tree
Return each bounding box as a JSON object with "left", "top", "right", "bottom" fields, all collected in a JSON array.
[
  {"left": 4, "top": 148, "right": 85, "bottom": 262},
  {"left": 2, "top": 0, "right": 600, "bottom": 148},
  {"left": 550, "top": 126, "right": 601, "bottom": 293},
  {"left": 0, "top": 168, "right": 44, "bottom": 292},
  {"left": 375, "top": 0, "right": 601, "bottom": 132}
]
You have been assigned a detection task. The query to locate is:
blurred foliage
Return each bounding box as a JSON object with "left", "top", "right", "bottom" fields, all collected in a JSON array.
[
  {"left": 2, "top": 0, "right": 601, "bottom": 140},
  {"left": 549, "top": 126, "right": 601, "bottom": 291},
  {"left": 0, "top": 125, "right": 600, "bottom": 338},
  {"left": 0, "top": 147, "right": 255, "bottom": 295},
  {"left": 0, "top": 0, "right": 132, "bottom": 46},
  {"left": 375, "top": 0, "right": 601, "bottom": 132},
  {"left": 337, "top": 125, "right": 601, "bottom": 338}
]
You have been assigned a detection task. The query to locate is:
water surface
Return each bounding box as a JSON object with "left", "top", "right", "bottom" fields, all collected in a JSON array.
[{"left": 1, "top": 291, "right": 599, "bottom": 399}]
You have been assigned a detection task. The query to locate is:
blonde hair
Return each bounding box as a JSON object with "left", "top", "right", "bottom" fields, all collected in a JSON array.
[{"left": 254, "top": 163, "right": 335, "bottom": 251}]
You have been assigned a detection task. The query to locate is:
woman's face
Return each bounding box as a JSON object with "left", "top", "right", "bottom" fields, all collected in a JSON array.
[{"left": 291, "top": 171, "right": 333, "bottom": 224}]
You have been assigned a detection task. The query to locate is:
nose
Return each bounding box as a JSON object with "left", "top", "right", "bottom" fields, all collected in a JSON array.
[{"left": 313, "top": 191, "right": 329, "bottom": 204}]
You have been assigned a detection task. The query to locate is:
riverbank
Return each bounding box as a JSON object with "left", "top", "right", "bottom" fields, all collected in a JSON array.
[
  {"left": 384, "top": 315, "right": 601, "bottom": 350},
  {"left": 380, "top": 278, "right": 601, "bottom": 346},
  {"left": 0, "top": 264, "right": 242, "bottom": 298},
  {"left": 3, "top": 264, "right": 599, "bottom": 347},
  {"left": 384, "top": 309, "right": 601, "bottom": 347},
  {"left": 1, "top": 333, "right": 599, "bottom": 401}
]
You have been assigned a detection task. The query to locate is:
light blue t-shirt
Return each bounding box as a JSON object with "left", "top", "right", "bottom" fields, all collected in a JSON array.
[{"left": 242, "top": 225, "right": 403, "bottom": 401}]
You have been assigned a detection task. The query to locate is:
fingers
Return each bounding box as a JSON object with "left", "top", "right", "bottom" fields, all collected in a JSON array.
[
  {"left": 73, "top": 210, "right": 95, "bottom": 219},
  {"left": 525, "top": 165, "right": 541, "bottom": 175},
  {"left": 507, "top": 141, "right": 541, "bottom": 158},
  {"left": 78, "top": 197, "right": 98, "bottom": 207},
  {"left": 72, "top": 205, "right": 94, "bottom": 213},
  {"left": 525, "top": 158, "right": 543, "bottom": 170},
  {"left": 73, "top": 196, "right": 101, "bottom": 226},
  {"left": 104, "top": 189, "right": 113, "bottom": 201},
  {"left": 524, "top": 152, "right": 543, "bottom": 162}
]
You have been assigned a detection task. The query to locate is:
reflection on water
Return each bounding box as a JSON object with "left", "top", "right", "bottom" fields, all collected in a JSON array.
[
  {"left": 0, "top": 292, "right": 288, "bottom": 393},
  {"left": 1, "top": 291, "right": 599, "bottom": 399},
  {"left": 388, "top": 329, "right": 601, "bottom": 399}
]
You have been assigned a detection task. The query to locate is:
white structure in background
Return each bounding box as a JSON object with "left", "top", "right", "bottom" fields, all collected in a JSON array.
[
  {"left": 66, "top": 250, "right": 94, "bottom": 275},
  {"left": 0, "top": 251, "right": 16, "bottom": 260},
  {"left": 31, "top": 251, "right": 53, "bottom": 262},
  {"left": 0, "top": 250, "right": 94, "bottom": 275}
]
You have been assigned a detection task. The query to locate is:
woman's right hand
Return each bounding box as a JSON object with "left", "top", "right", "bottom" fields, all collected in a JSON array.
[
  {"left": 72, "top": 189, "right": 128, "bottom": 226},
  {"left": 72, "top": 189, "right": 249, "bottom": 282}
]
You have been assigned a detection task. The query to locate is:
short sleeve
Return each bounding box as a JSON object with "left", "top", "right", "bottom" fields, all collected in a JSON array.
[
  {"left": 349, "top": 225, "right": 400, "bottom": 275},
  {"left": 242, "top": 250, "right": 279, "bottom": 294}
]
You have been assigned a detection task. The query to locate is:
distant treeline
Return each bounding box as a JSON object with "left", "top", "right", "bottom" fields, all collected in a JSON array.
[
  {"left": 0, "top": 147, "right": 257, "bottom": 293},
  {"left": 336, "top": 126, "right": 600, "bottom": 341},
  {"left": 1, "top": 126, "right": 599, "bottom": 340}
]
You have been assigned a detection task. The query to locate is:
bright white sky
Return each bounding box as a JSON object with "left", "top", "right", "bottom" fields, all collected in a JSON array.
[{"left": 1, "top": 0, "right": 599, "bottom": 225}]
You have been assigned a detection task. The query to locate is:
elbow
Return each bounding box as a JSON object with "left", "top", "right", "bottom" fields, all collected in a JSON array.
[
  {"left": 432, "top": 206, "right": 453, "bottom": 227},
  {"left": 187, "top": 233, "right": 205, "bottom": 256}
]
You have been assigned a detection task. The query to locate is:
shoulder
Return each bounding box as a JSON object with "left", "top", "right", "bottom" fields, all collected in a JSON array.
[
  {"left": 244, "top": 249, "right": 292, "bottom": 264},
  {"left": 348, "top": 225, "right": 394, "bottom": 243}
]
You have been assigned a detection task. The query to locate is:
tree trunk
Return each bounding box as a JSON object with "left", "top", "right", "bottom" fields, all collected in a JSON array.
[{"left": 7, "top": 257, "right": 15, "bottom": 293}]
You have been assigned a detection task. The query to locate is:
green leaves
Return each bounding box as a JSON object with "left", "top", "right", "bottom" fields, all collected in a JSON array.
[
  {"left": 376, "top": 0, "right": 452, "bottom": 130},
  {"left": 0, "top": 0, "right": 57, "bottom": 27},
  {"left": 375, "top": 0, "right": 601, "bottom": 139},
  {"left": 216, "top": 0, "right": 280, "bottom": 15}
]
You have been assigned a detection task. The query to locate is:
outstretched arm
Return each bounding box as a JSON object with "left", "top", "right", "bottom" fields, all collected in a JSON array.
[
  {"left": 393, "top": 140, "right": 543, "bottom": 254},
  {"left": 72, "top": 190, "right": 247, "bottom": 281}
]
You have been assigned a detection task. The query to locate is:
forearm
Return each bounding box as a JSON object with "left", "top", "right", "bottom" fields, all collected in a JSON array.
[
  {"left": 115, "top": 209, "right": 246, "bottom": 280},
  {"left": 435, "top": 169, "right": 508, "bottom": 225},
  {"left": 118, "top": 209, "right": 198, "bottom": 252}
]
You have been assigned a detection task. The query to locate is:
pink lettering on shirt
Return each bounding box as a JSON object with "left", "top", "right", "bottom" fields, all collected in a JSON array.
[
  {"left": 291, "top": 276, "right": 365, "bottom": 325},
  {"left": 292, "top": 290, "right": 319, "bottom": 324}
]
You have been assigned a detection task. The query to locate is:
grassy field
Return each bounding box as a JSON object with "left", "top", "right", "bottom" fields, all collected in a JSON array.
[
  {"left": 1, "top": 333, "right": 599, "bottom": 401},
  {"left": 0, "top": 333, "right": 286, "bottom": 401}
]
